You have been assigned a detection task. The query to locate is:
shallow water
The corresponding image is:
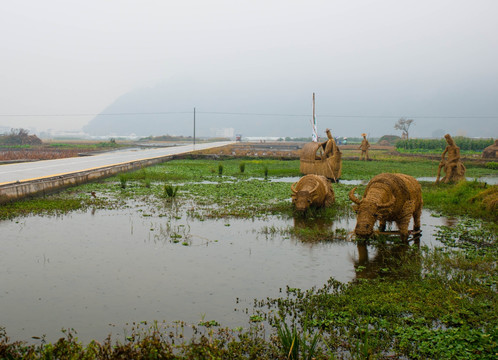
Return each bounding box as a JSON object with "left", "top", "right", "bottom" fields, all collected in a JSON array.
[{"left": 0, "top": 203, "right": 452, "bottom": 343}]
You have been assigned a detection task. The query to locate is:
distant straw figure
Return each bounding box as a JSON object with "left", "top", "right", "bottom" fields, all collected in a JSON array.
[
  {"left": 321, "top": 128, "right": 338, "bottom": 160},
  {"left": 359, "top": 133, "right": 370, "bottom": 161},
  {"left": 436, "top": 134, "right": 466, "bottom": 184}
]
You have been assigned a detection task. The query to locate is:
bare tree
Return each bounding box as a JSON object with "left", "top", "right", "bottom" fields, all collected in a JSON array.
[
  {"left": 0, "top": 128, "right": 42, "bottom": 145},
  {"left": 394, "top": 118, "right": 414, "bottom": 139}
]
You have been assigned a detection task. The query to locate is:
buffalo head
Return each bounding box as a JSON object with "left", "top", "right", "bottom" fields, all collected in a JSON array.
[
  {"left": 349, "top": 187, "right": 394, "bottom": 238},
  {"left": 291, "top": 181, "right": 320, "bottom": 212}
]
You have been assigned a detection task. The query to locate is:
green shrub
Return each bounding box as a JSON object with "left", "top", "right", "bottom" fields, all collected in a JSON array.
[
  {"left": 485, "top": 162, "right": 498, "bottom": 170},
  {"left": 396, "top": 137, "right": 493, "bottom": 151}
]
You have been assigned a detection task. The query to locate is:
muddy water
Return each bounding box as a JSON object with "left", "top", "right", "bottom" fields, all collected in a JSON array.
[{"left": 0, "top": 205, "right": 451, "bottom": 343}]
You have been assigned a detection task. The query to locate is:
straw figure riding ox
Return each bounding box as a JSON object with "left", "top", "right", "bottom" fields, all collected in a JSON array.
[
  {"left": 349, "top": 173, "right": 422, "bottom": 241},
  {"left": 291, "top": 174, "right": 335, "bottom": 212}
]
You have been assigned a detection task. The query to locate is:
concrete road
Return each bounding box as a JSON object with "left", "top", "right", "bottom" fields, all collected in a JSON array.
[{"left": 0, "top": 141, "right": 233, "bottom": 186}]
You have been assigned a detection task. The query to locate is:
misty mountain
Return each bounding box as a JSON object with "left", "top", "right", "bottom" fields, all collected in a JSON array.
[
  {"left": 83, "top": 77, "right": 497, "bottom": 139},
  {"left": 83, "top": 78, "right": 317, "bottom": 138}
]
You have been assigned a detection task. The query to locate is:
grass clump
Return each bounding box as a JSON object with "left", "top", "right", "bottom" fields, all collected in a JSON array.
[
  {"left": 118, "top": 174, "right": 128, "bottom": 189},
  {"left": 276, "top": 320, "right": 319, "bottom": 360},
  {"left": 486, "top": 161, "right": 498, "bottom": 170},
  {"left": 163, "top": 184, "right": 179, "bottom": 198},
  {"left": 422, "top": 181, "right": 498, "bottom": 222}
]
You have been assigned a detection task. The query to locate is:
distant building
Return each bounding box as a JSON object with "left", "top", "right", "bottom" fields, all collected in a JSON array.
[{"left": 212, "top": 128, "right": 235, "bottom": 138}]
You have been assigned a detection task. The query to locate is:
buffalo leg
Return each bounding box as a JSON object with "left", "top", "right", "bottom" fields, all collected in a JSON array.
[
  {"left": 398, "top": 216, "right": 411, "bottom": 242},
  {"left": 413, "top": 206, "right": 422, "bottom": 231}
]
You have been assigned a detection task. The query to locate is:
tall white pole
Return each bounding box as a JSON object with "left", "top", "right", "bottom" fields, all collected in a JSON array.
[{"left": 311, "top": 93, "right": 318, "bottom": 142}]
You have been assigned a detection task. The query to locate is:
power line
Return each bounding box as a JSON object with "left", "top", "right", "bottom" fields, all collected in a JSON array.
[
  {"left": 0, "top": 111, "right": 496, "bottom": 119},
  {"left": 0, "top": 111, "right": 191, "bottom": 117}
]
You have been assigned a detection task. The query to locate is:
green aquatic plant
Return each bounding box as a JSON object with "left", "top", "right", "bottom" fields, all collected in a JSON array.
[
  {"left": 276, "top": 320, "right": 320, "bottom": 360},
  {"left": 218, "top": 163, "right": 223, "bottom": 176},
  {"left": 163, "top": 184, "right": 179, "bottom": 198},
  {"left": 119, "top": 174, "right": 127, "bottom": 189},
  {"left": 239, "top": 162, "right": 246, "bottom": 173},
  {"left": 434, "top": 218, "right": 497, "bottom": 257}
]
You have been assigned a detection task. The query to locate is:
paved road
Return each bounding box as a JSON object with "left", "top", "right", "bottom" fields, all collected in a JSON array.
[{"left": 0, "top": 141, "right": 233, "bottom": 185}]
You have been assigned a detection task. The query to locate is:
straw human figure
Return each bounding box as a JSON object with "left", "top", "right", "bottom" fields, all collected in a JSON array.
[
  {"left": 436, "top": 134, "right": 466, "bottom": 184},
  {"left": 321, "top": 128, "right": 338, "bottom": 160},
  {"left": 359, "top": 133, "right": 370, "bottom": 161}
]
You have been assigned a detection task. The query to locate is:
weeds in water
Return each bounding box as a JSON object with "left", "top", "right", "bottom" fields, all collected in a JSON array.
[
  {"left": 119, "top": 174, "right": 127, "bottom": 189},
  {"left": 239, "top": 162, "right": 246, "bottom": 173},
  {"left": 263, "top": 165, "right": 269, "bottom": 179},
  {"left": 143, "top": 178, "right": 151, "bottom": 188},
  {"left": 434, "top": 218, "right": 497, "bottom": 257},
  {"left": 163, "top": 184, "right": 179, "bottom": 198},
  {"left": 276, "top": 320, "right": 319, "bottom": 360},
  {"left": 218, "top": 163, "right": 223, "bottom": 176}
]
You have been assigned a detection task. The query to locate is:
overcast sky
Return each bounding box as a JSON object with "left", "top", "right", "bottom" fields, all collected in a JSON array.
[{"left": 1, "top": 0, "right": 497, "bottom": 137}]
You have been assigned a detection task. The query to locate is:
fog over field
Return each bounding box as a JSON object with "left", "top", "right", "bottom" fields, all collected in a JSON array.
[{"left": 1, "top": 1, "right": 497, "bottom": 138}]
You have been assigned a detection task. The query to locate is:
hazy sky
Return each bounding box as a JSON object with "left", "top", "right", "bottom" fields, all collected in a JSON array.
[{"left": 1, "top": 0, "right": 497, "bottom": 137}]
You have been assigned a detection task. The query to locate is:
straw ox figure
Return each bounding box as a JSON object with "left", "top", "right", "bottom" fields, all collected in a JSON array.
[
  {"left": 291, "top": 174, "right": 335, "bottom": 212},
  {"left": 349, "top": 173, "right": 423, "bottom": 241}
]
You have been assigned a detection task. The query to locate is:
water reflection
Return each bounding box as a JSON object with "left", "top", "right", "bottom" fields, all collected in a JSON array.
[
  {"left": 353, "top": 239, "right": 421, "bottom": 280},
  {"left": 292, "top": 214, "right": 337, "bottom": 236},
  {"left": 442, "top": 216, "right": 458, "bottom": 227}
]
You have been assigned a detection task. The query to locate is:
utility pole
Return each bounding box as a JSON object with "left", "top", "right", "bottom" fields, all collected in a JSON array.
[
  {"left": 311, "top": 93, "right": 318, "bottom": 142},
  {"left": 193, "top": 107, "right": 196, "bottom": 146}
]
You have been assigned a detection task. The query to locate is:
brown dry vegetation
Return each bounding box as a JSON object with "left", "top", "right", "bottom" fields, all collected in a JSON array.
[
  {"left": 192, "top": 142, "right": 395, "bottom": 159},
  {"left": 0, "top": 147, "right": 83, "bottom": 161}
]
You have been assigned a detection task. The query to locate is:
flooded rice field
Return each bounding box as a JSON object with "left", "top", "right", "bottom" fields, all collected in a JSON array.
[{"left": 0, "top": 197, "right": 454, "bottom": 344}]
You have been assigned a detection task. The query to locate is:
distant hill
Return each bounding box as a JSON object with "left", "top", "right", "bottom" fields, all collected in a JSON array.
[
  {"left": 83, "top": 77, "right": 496, "bottom": 139},
  {"left": 83, "top": 79, "right": 315, "bottom": 138}
]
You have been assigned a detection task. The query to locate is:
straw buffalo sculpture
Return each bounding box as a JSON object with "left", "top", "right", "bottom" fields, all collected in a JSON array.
[
  {"left": 291, "top": 174, "right": 335, "bottom": 212},
  {"left": 349, "top": 173, "right": 422, "bottom": 241}
]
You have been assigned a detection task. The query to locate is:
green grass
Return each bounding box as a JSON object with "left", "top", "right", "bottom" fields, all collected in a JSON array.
[
  {"left": 110, "top": 157, "right": 497, "bottom": 182},
  {"left": 422, "top": 181, "right": 498, "bottom": 223}
]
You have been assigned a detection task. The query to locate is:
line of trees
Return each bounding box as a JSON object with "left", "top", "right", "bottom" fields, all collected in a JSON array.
[{"left": 396, "top": 137, "right": 494, "bottom": 151}]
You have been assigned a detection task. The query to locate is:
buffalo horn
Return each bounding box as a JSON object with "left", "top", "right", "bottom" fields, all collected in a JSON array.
[
  {"left": 348, "top": 187, "right": 362, "bottom": 204},
  {"left": 310, "top": 180, "right": 320, "bottom": 200}
]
